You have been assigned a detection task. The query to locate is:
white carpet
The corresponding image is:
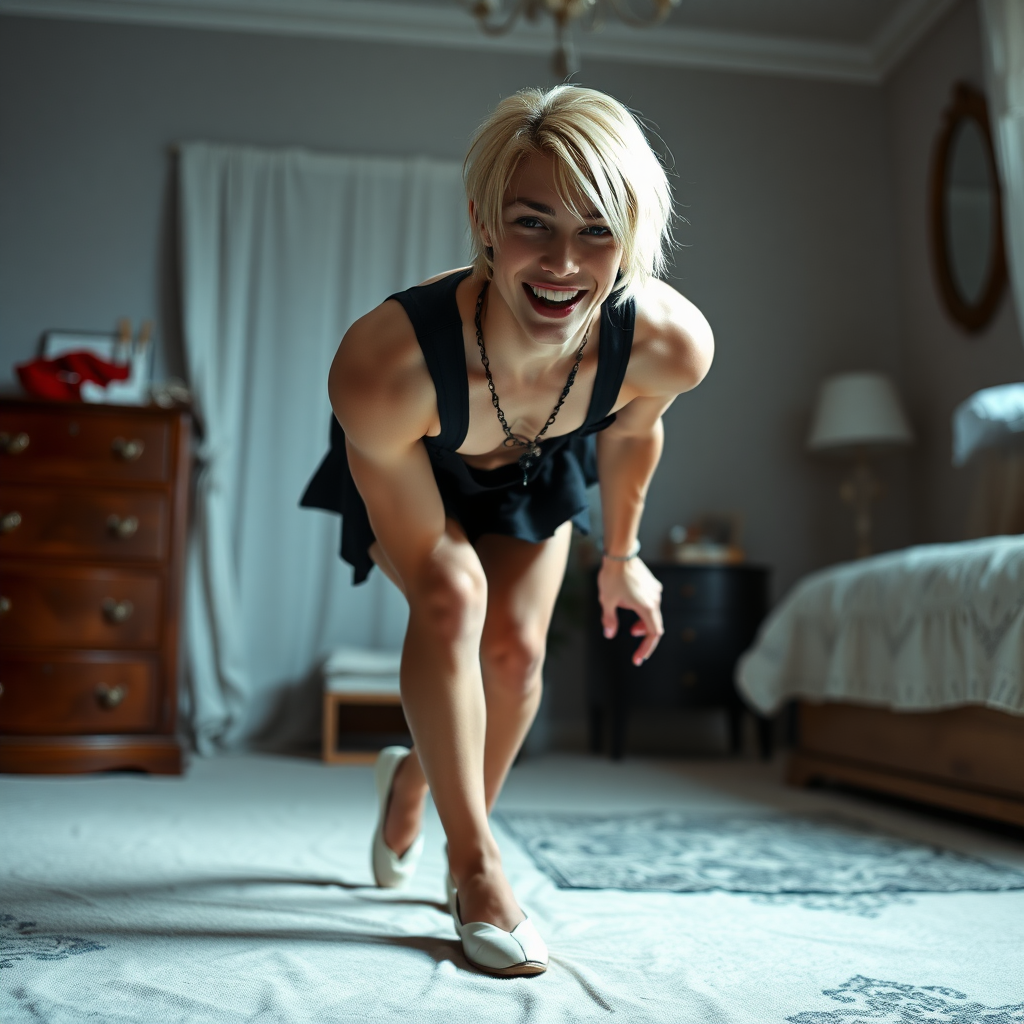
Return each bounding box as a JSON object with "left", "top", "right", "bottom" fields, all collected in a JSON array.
[{"left": 2, "top": 754, "right": 1023, "bottom": 1023}]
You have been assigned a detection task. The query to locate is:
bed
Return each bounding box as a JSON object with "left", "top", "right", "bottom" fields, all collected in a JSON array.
[{"left": 736, "top": 535, "right": 1024, "bottom": 827}]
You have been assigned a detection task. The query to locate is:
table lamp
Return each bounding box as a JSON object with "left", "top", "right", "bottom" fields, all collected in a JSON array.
[{"left": 807, "top": 372, "right": 913, "bottom": 558}]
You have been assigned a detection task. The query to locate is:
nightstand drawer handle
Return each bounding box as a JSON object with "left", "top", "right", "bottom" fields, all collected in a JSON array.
[
  {"left": 0, "top": 511, "right": 21, "bottom": 534},
  {"left": 102, "top": 598, "right": 134, "bottom": 624},
  {"left": 107, "top": 514, "right": 139, "bottom": 538},
  {"left": 0, "top": 596, "right": 10, "bottom": 616},
  {"left": 112, "top": 437, "right": 145, "bottom": 461},
  {"left": 0, "top": 432, "right": 30, "bottom": 455},
  {"left": 682, "top": 671, "right": 698, "bottom": 687},
  {"left": 682, "top": 627, "right": 698, "bottom": 643},
  {"left": 95, "top": 683, "right": 126, "bottom": 709}
]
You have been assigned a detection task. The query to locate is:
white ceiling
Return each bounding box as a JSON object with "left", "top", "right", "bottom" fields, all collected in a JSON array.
[{"left": 0, "top": 0, "right": 961, "bottom": 83}]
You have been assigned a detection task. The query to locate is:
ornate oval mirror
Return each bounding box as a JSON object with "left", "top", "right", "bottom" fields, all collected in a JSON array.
[{"left": 929, "top": 82, "right": 1007, "bottom": 333}]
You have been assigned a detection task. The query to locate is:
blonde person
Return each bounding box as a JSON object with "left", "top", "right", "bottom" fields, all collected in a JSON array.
[{"left": 301, "top": 85, "right": 713, "bottom": 976}]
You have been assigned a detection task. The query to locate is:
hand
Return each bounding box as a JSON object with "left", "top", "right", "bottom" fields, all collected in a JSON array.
[{"left": 597, "top": 558, "right": 664, "bottom": 666}]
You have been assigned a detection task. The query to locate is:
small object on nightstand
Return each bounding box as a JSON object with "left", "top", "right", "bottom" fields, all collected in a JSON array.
[
  {"left": 587, "top": 562, "right": 771, "bottom": 761},
  {"left": 663, "top": 518, "right": 745, "bottom": 565}
]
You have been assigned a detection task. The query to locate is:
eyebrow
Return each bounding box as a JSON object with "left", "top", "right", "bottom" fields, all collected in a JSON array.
[{"left": 507, "top": 197, "right": 605, "bottom": 220}]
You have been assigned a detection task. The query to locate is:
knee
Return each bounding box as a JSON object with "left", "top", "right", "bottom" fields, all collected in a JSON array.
[
  {"left": 408, "top": 556, "right": 487, "bottom": 643},
  {"left": 481, "top": 627, "right": 546, "bottom": 700}
]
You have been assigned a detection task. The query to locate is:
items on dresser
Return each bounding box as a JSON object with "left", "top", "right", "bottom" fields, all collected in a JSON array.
[
  {"left": 587, "top": 562, "right": 771, "bottom": 761},
  {"left": 0, "top": 399, "right": 190, "bottom": 774},
  {"left": 17, "top": 320, "right": 154, "bottom": 404}
]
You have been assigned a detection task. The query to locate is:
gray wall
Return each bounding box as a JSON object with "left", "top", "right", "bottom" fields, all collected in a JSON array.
[
  {"left": 885, "top": 0, "right": 1024, "bottom": 544},
  {"left": 0, "top": 14, "right": 909, "bottom": 592},
  {"left": 1, "top": 13, "right": 923, "bottom": 750}
]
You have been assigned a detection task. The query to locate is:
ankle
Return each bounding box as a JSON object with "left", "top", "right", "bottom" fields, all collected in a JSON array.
[{"left": 448, "top": 842, "right": 503, "bottom": 886}]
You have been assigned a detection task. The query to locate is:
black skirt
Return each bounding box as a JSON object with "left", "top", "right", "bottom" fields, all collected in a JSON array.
[{"left": 300, "top": 415, "right": 604, "bottom": 585}]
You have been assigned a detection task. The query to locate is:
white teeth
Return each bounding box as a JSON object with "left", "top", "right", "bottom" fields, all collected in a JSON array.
[{"left": 530, "top": 285, "right": 581, "bottom": 302}]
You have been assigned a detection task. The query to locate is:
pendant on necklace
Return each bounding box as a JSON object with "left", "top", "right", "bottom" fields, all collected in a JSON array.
[{"left": 518, "top": 442, "right": 541, "bottom": 486}]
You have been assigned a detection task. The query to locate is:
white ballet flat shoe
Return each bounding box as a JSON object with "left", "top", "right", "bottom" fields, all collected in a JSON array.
[
  {"left": 371, "top": 745, "right": 424, "bottom": 888},
  {"left": 448, "top": 878, "right": 548, "bottom": 977}
]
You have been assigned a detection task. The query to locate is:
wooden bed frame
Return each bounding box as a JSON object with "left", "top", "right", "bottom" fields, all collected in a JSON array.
[{"left": 787, "top": 701, "right": 1024, "bottom": 828}]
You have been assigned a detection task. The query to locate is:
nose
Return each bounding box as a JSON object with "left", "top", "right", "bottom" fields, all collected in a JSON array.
[{"left": 540, "top": 233, "right": 580, "bottom": 278}]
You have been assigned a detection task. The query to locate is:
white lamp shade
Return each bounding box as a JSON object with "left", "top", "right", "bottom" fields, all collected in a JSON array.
[{"left": 807, "top": 372, "right": 914, "bottom": 450}]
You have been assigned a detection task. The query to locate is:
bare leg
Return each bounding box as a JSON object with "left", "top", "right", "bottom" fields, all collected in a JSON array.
[
  {"left": 475, "top": 523, "right": 573, "bottom": 810},
  {"left": 369, "top": 523, "right": 522, "bottom": 931},
  {"left": 375, "top": 525, "right": 571, "bottom": 849}
]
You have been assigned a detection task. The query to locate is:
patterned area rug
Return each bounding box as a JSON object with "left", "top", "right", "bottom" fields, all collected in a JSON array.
[
  {"left": 496, "top": 811, "right": 1024, "bottom": 897},
  {"left": 790, "top": 976, "right": 1024, "bottom": 1024},
  {"left": 0, "top": 914, "right": 106, "bottom": 970}
]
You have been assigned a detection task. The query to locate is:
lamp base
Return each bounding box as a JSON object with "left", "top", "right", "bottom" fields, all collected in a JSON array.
[{"left": 840, "top": 450, "right": 881, "bottom": 558}]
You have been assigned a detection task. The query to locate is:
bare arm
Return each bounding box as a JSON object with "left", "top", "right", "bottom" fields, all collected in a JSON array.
[
  {"left": 595, "top": 280, "right": 714, "bottom": 665},
  {"left": 328, "top": 301, "right": 468, "bottom": 590}
]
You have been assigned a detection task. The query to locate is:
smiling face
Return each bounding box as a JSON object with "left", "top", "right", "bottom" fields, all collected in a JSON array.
[{"left": 481, "top": 150, "right": 624, "bottom": 346}]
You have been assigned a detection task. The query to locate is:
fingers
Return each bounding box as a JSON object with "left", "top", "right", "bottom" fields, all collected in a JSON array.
[
  {"left": 630, "top": 604, "right": 664, "bottom": 667},
  {"left": 601, "top": 603, "right": 619, "bottom": 640}
]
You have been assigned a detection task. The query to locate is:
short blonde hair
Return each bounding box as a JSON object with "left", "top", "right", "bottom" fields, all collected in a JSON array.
[{"left": 463, "top": 85, "right": 674, "bottom": 306}]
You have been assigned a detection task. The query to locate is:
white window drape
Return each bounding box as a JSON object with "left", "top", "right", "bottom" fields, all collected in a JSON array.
[
  {"left": 981, "top": 0, "right": 1024, "bottom": 342},
  {"left": 178, "top": 143, "right": 468, "bottom": 753}
]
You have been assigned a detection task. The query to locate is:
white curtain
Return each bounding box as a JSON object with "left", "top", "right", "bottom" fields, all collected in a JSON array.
[
  {"left": 981, "top": 0, "right": 1024, "bottom": 341},
  {"left": 178, "top": 143, "right": 468, "bottom": 753}
]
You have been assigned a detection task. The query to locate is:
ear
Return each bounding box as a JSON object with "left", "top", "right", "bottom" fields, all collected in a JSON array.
[{"left": 469, "top": 200, "right": 493, "bottom": 248}]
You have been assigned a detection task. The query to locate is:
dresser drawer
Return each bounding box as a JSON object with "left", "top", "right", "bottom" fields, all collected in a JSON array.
[
  {"left": 0, "top": 486, "right": 168, "bottom": 561},
  {"left": 0, "top": 566, "right": 162, "bottom": 649},
  {"left": 0, "top": 655, "right": 158, "bottom": 733},
  {"left": 658, "top": 565, "right": 770, "bottom": 614},
  {"left": 0, "top": 409, "right": 171, "bottom": 483},
  {"left": 630, "top": 662, "right": 731, "bottom": 707}
]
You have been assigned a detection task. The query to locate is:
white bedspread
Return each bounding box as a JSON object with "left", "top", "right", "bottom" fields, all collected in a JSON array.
[{"left": 736, "top": 536, "right": 1024, "bottom": 716}]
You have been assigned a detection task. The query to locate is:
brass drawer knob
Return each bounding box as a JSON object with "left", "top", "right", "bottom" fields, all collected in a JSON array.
[
  {"left": 682, "top": 627, "right": 698, "bottom": 643},
  {"left": 0, "top": 431, "right": 30, "bottom": 455},
  {"left": 0, "top": 596, "right": 10, "bottom": 616},
  {"left": 95, "top": 683, "right": 126, "bottom": 709},
  {"left": 107, "top": 514, "right": 139, "bottom": 538},
  {"left": 0, "top": 511, "right": 21, "bottom": 534},
  {"left": 682, "top": 671, "right": 698, "bottom": 687},
  {"left": 112, "top": 437, "right": 145, "bottom": 461},
  {"left": 102, "top": 598, "right": 135, "bottom": 624}
]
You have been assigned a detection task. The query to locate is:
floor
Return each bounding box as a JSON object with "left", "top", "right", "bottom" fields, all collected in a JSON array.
[{"left": 2, "top": 753, "right": 1023, "bottom": 1023}]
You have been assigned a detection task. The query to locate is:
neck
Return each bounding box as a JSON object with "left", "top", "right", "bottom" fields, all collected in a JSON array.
[{"left": 478, "top": 280, "right": 594, "bottom": 381}]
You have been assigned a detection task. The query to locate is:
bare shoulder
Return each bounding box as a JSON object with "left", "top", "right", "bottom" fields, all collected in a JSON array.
[
  {"left": 419, "top": 265, "right": 473, "bottom": 287},
  {"left": 328, "top": 298, "right": 435, "bottom": 456},
  {"left": 629, "top": 278, "right": 714, "bottom": 398}
]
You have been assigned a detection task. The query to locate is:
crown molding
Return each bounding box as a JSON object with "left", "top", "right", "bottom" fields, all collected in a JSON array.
[
  {"left": 871, "top": 0, "right": 962, "bottom": 77},
  {"left": 0, "top": 0, "right": 960, "bottom": 84}
]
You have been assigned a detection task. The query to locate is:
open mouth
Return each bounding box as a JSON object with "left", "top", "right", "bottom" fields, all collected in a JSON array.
[{"left": 523, "top": 283, "right": 587, "bottom": 316}]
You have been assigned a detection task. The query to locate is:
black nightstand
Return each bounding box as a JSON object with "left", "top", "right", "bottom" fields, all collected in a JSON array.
[{"left": 587, "top": 562, "right": 771, "bottom": 760}]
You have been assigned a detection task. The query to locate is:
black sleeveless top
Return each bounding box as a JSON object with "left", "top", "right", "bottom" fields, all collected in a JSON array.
[{"left": 300, "top": 269, "right": 635, "bottom": 583}]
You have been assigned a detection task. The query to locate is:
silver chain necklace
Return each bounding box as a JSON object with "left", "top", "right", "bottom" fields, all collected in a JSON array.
[{"left": 474, "top": 280, "right": 590, "bottom": 486}]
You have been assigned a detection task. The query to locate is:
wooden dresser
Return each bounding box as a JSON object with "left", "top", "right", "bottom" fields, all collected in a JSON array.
[{"left": 0, "top": 398, "right": 189, "bottom": 773}]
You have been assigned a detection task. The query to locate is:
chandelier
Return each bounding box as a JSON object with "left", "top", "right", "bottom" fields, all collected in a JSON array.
[{"left": 469, "top": 0, "right": 680, "bottom": 78}]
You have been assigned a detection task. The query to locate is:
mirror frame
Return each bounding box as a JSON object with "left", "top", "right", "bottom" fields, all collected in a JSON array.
[{"left": 929, "top": 81, "right": 1007, "bottom": 334}]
